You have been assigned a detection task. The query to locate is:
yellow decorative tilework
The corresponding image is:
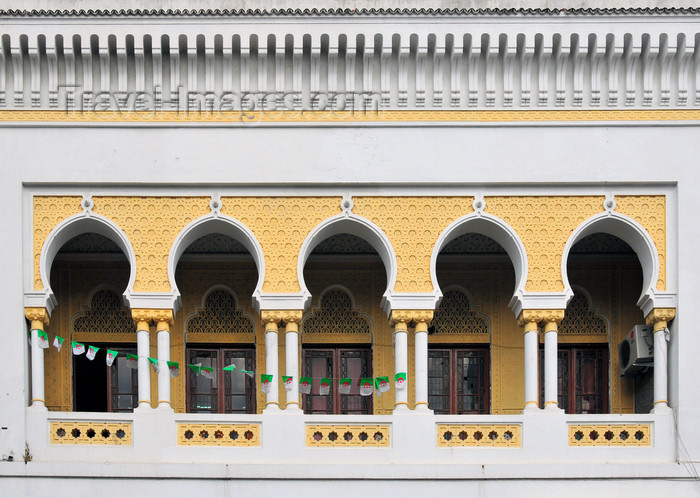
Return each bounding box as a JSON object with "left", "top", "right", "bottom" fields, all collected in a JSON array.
[
  {"left": 6, "top": 110, "right": 700, "bottom": 123},
  {"left": 49, "top": 421, "right": 132, "bottom": 445},
  {"left": 220, "top": 196, "right": 341, "bottom": 292},
  {"left": 306, "top": 425, "right": 390, "bottom": 447},
  {"left": 437, "top": 424, "right": 521, "bottom": 447},
  {"left": 486, "top": 196, "right": 605, "bottom": 292},
  {"left": 614, "top": 196, "right": 666, "bottom": 290},
  {"left": 33, "top": 196, "right": 83, "bottom": 289},
  {"left": 568, "top": 424, "right": 651, "bottom": 446},
  {"left": 177, "top": 423, "right": 260, "bottom": 446},
  {"left": 353, "top": 196, "right": 474, "bottom": 292}
]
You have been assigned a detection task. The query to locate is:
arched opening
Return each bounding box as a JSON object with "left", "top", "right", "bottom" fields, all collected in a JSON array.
[
  {"left": 300, "top": 233, "right": 385, "bottom": 414},
  {"left": 175, "top": 232, "right": 259, "bottom": 414},
  {"left": 47, "top": 232, "right": 135, "bottom": 413},
  {"left": 564, "top": 232, "right": 645, "bottom": 414},
  {"left": 433, "top": 233, "right": 513, "bottom": 414}
]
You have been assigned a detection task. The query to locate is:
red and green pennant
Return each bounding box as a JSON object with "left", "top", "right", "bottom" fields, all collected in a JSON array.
[
  {"left": 261, "top": 374, "right": 273, "bottom": 393},
  {"left": 86, "top": 345, "right": 99, "bottom": 361},
  {"left": 375, "top": 376, "right": 390, "bottom": 396},
  {"left": 53, "top": 336, "right": 64, "bottom": 352},
  {"left": 71, "top": 341, "right": 85, "bottom": 355},
  {"left": 167, "top": 361, "right": 179, "bottom": 377},
  {"left": 37, "top": 330, "right": 49, "bottom": 349},
  {"left": 126, "top": 354, "right": 138, "bottom": 369},
  {"left": 338, "top": 378, "right": 352, "bottom": 394},
  {"left": 282, "top": 376, "right": 293, "bottom": 391},
  {"left": 395, "top": 372, "right": 407, "bottom": 390},
  {"left": 201, "top": 367, "right": 214, "bottom": 379},
  {"left": 105, "top": 350, "right": 119, "bottom": 367},
  {"left": 222, "top": 364, "right": 236, "bottom": 373},
  {"left": 241, "top": 369, "right": 254, "bottom": 378},
  {"left": 299, "top": 377, "right": 312, "bottom": 394},
  {"left": 188, "top": 363, "right": 202, "bottom": 375},
  {"left": 360, "top": 377, "right": 374, "bottom": 396},
  {"left": 319, "top": 378, "right": 332, "bottom": 396},
  {"left": 148, "top": 357, "right": 159, "bottom": 373}
]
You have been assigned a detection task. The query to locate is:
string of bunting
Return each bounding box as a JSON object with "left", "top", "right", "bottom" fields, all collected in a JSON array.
[{"left": 27, "top": 329, "right": 407, "bottom": 397}]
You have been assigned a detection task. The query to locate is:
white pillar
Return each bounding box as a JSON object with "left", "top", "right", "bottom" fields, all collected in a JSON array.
[
  {"left": 29, "top": 321, "right": 46, "bottom": 408},
  {"left": 522, "top": 317, "right": 539, "bottom": 412},
  {"left": 652, "top": 323, "right": 671, "bottom": 413},
  {"left": 157, "top": 320, "right": 171, "bottom": 409},
  {"left": 136, "top": 320, "right": 152, "bottom": 409},
  {"left": 285, "top": 319, "right": 301, "bottom": 412},
  {"left": 263, "top": 318, "right": 280, "bottom": 411},
  {"left": 393, "top": 318, "right": 409, "bottom": 412},
  {"left": 543, "top": 319, "right": 562, "bottom": 411},
  {"left": 414, "top": 319, "right": 431, "bottom": 412}
]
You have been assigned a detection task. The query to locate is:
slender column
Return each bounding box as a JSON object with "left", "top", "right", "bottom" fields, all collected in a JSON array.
[
  {"left": 283, "top": 311, "right": 303, "bottom": 412},
  {"left": 414, "top": 312, "right": 434, "bottom": 412},
  {"left": 261, "top": 312, "right": 281, "bottom": 411},
  {"left": 543, "top": 311, "right": 565, "bottom": 412},
  {"left": 390, "top": 311, "right": 409, "bottom": 412},
  {"left": 645, "top": 308, "right": 676, "bottom": 413},
  {"left": 518, "top": 311, "right": 540, "bottom": 412},
  {"left": 25, "top": 308, "right": 49, "bottom": 409},
  {"left": 132, "top": 310, "right": 152, "bottom": 409},
  {"left": 155, "top": 311, "right": 174, "bottom": 409}
]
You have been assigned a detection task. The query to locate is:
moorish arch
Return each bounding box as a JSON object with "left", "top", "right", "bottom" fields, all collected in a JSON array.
[
  {"left": 297, "top": 203, "right": 398, "bottom": 308},
  {"left": 33, "top": 206, "right": 137, "bottom": 311},
  {"left": 168, "top": 212, "right": 266, "bottom": 312},
  {"left": 430, "top": 207, "right": 529, "bottom": 308},
  {"left": 562, "top": 209, "right": 660, "bottom": 312}
]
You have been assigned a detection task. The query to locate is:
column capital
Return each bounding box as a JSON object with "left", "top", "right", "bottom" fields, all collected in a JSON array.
[
  {"left": 390, "top": 310, "right": 434, "bottom": 325},
  {"left": 516, "top": 309, "right": 564, "bottom": 327},
  {"left": 25, "top": 307, "right": 50, "bottom": 327},
  {"left": 260, "top": 310, "right": 286, "bottom": 325},
  {"left": 131, "top": 308, "right": 174, "bottom": 326},
  {"left": 645, "top": 308, "right": 676, "bottom": 331}
]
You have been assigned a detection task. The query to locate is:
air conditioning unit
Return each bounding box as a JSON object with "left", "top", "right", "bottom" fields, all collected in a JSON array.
[{"left": 618, "top": 325, "right": 654, "bottom": 377}]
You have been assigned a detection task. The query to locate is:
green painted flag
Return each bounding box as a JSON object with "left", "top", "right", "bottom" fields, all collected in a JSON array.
[
  {"left": 319, "top": 377, "right": 332, "bottom": 396},
  {"left": 86, "top": 345, "right": 99, "bottom": 361},
  {"left": 126, "top": 353, "right": 138, "bottom": 369},
  {"left": 338, "top": 378, "right": 352, "bottom": 394},
  {"left": 223, "top": 364, "right": 236, "bottom": 373},
  {"left": 201, "top": 367, "right": 215, "bottom": 379},
  {"left": 261, "top": 374, "right": 273, "bottom": 393},
  {"left": 105, "top": 350, "right": 119, "bottom": 366},
  {"left": 282, "top": 376, "right": 293, "bottom": 391},
  {"left": 375, "top": 376, "right": 390, "bottom": 397},
  {"left": 395, "top": 372, "right": 407, "bottom": 390},
  {"left": 53, "top": 336, "right": 64, "bottom": 352},
  {"left": 188, "top": 363, "right": 202, "bottom": 375},
  {"left": 360, "top": 377, "right": 373, "bottom": 396},
  {"left": 37, "top": 330, "right": 49, "bottom": 349},
  {"left": 299, "top": 377, "right": 312, "bottom": 394},
  {"left": 167, "top": 361, "right": 179, "bottom": 377},
  {"left": 241, "top": 369, "right": 254, "bottom": 378},
  {"left": 71, "top": 341, "right": 85, "bottom": 355},
  {"left": 148, "top": 357, "right": 160, "bottom": 373}
]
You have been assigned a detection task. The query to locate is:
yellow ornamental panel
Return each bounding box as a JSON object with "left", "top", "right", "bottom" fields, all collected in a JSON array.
[
  {"left": 177, "top": 424, "right": 261, "bottom": 447},
  {"left": 353, "top": 196, "right": 475, "bottom": 292},
  {"left": 33, "top": 196, "right": 83, "bottom": 289},
  {"left": 49, "top": 421, "right": 132, "bottom": 445},
  {"left": 306, "top": 425, "right": 390, "bottom": 447},
  {"left": 220, "top": 196, "right": 341, "bottom": 293},
  {"left": 568, "top": 424, "right": 651, "bottom": 446},
  {"left": 486, "top": 196, "right": 605, "bottom": 293},
  {"left": 437, "top": 424, "right": 521, "bottom": 447},
  {"left": 614, "top": 196, "right": 666, "bottom": 290}
]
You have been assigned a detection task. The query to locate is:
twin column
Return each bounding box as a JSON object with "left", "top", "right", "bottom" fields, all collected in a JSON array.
[{"left": 131, "top": 309, "right": 174, "bottom": 410}]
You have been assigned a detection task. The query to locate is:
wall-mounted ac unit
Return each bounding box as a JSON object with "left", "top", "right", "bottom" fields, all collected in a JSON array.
[{"left": 618, "top": 325, "right": 654, "bottom": 377}]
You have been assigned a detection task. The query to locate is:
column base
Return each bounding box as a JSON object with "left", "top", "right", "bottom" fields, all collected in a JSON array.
[
  {"left": 28, "top": 401, "right": 47, "bottom": 412},
  {"left": 651, "top": 401, "right": 672, "bottom": 414},
  {"left": 522, "top": 402, "right": 541, "bottom": 413},
  {"left": 157, "top": 401, "right": 174, "bottom": 412},
  {"left": 413, "top": 402, "right": 433, "bottom": 413},
  {"left": 543, "top": 402, "right": 564, "bottom": 413},
  {"left": 135, "top": 402, "right": 153, "bottom": 411},
  {"left": 263, "top": 402, "right": 281, "bottom": 413},
  {"left": 284, "top": 402, "right": 302, "bottom": 413},
  {"left": 392, "top": 403, "right": 411, "bottom": 414}
]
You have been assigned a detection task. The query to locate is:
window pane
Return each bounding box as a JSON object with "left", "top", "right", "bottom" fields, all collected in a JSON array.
[{"left": 428, "top": 350, "right": 450, "bottom": 414}]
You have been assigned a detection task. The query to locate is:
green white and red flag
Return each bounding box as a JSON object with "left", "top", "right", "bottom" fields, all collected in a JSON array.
[
  {"left": 86, "top": 345, "right": 99, "bottom": 361},
  {"left": 319, "top": 378, "right": 332, "bottom": 396},
  {"left": 241, "top": 369, "right": 254, "bottom": 378},
  {"left": 53, "top": 336, "right": 64, "bottom": 352},
  {"left": 105, "top": 350, "right": 119, "bottom": 366},
  {"left": 148, "top": 357, "right": 159, "bottom": 373},
  {"left": 188, "top": 363, "right": 202, "bottom": 375},
  {"left": 126, "top": 354, "right": 138, "bottom": 369},
  {"left": 299, "top": 377, "right": 312, "bottom": 394},
  {"left": 222, "top": 364, "right": 236, "bottom": 373},
  {"left": 360, "top": 377, "right": 373, "bottom": 396},
  {"left": 282, "top": 376, "right": 293, "bottom": 391},
  {"left": 375, "top": 376, "right": 390, "bottom": 397},
  {"left": 338, "top": 378, "right": 352, "bottom": 394},
  {"left": 395, "top": 372, "right": 407, "bottom": 390},
  {"left": 261, "top": 374, "right": 273, "bottom": 393},
  {"left": 167, "top": 361, "right": 179, "bottom": 377},
  {"left": 201, "top": 367, "right": 215, "bottom": 379},
  {"left": 72, "top": 341, "right": 85, "bottom": 355},
  {"left": 37, "top": 330, "right": 49, "bottom": 349}
]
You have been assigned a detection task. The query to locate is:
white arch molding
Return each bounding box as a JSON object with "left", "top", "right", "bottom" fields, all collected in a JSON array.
[
  {"left": 430, "top": 210, "right": 529, "bottom": 314},
  {"left": 562, "top": 209, "right": 668, "bottom": 316},
  {"left": 168, "top": 213, "right": 266, "bottom": 313},
  {"left": 28, "top": 211, "right": 137, "bottom": 313},
  {"left": 297, "top": 211, "right": 398, "bottom": 312}
]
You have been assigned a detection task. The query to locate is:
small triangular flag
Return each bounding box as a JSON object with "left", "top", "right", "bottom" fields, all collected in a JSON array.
[
  {"left": 223, "top": 364, "right": 236, "bottom": 373},
  {"left": 105, "top": 350, "right": 118, "bottom": 367},
  {"left": 53, "top": 336, "right": 64, "bottom": 352},
  {"left": 201, "top": 367, "right": 215, "bottom": 379},
  {"left": 319, "top": 378, "right": 332, "bottom": 396},
  {"left": 86, "top": 345, "right": 99, "bottom": 361},
  {"left": 188, "top": 363, "right": 202, "bottom": 375},
  {"left": 241, "top": 369, "right": 254, "bottom": 378},
  {"left": 299, "top": 377, "right": 312, "bottom": 394},
  {"left": 148, "top": 357, "right": 159, "bottom": 373},
  {"left": 338, "top": 378, "right": 352, "bottom": 394},
  {"left": 167, "top": 361, "right": 179, "bottom": 377},
  {"left": 395, "top": 372, "right": 407, "bottom": 390},
  {"left": 72, "top": 341, "right": 85, "bottom": 355},
  {"left": 282, "top": 376, "right": 293, "bottom": 391},
  {"left": 37, "top": 330, "right": 49, "bottom": 349},
  {"left": 126, "top": 354, "right": 138, "bottom": 369},
  {"left": 360, "top": 377, "right": 373, "bottom": 396},
  {"left": 261, "top": 374, "right": 273, "bottom": 393}
]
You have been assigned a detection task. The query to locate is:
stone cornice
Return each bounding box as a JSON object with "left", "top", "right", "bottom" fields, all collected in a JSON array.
[{"left": 24, "top": 307, "right": 49, "bottom": 326}]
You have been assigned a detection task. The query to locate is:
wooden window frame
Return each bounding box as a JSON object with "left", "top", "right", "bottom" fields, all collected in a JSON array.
[
  {"left": 428, "top": 347, "right": 490, "bottom": 415},
  {"left": 73, "top": 346, "right": 137, "bottom": 413}
]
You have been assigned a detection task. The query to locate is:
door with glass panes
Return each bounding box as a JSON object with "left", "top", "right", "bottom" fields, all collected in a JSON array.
[
  {"left": 428, "top": 348, "right": 489, "bottom": 414},
  {"left": 186, "top": 347, "right": 255, "bottom": 413},
  {"left": 302, "top": 347, "right": 372, "bottom": 414},
  {"left": 73, "top": 347, "right": 137, "bottom": 412}
]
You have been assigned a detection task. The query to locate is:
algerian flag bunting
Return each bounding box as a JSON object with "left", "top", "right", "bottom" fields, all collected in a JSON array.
[
  {"left": 105, "top": 350, "right": 119, "bottom": 367},
  {"left": 375, "top": 376, "right": 390, "bottom": 397},
  {"left": 72, "top": 341, "right": 85, "bottom": 355},
  {"left": 299, "top": 377, "right": 312, "bottom": 394},
  {"left": 360, "top": 377, "right": 374, "bottom": 396},
  {"left": 395, "top": 372, "right": 407, "bottom": 390},
  {"left": 188, "top": 363, "right": 202, "bottom": 375},
  {"left": 338, "top": 378, "right": 352, "bottom": 395},
  {"left": 86, "top": 345, "right": 99, "bottom": 361},
  {"left": 282, "top": 376, "right": 293, "bottom": 392},
  {"left": 223, "top": 364, "right": 236, "bottom": 373},
  {"left": 261, "top": 374, "right": 273, "bottom": 393},
  {"left": 53, "top": 336, "right": 64, "bottom": 352},
  {"left": 201, "top": 367, "right": 215, "bottom": 379},
  {"left": 167, "top": 361, "right": 179, "bottom": 378},
  {"left": 126, "top": 354, "right": 138, "bottom": 369},
  {"left": 37, "top": 330, "right": 49, "bottom": 349},
  {"left": 148, "top": 357, "right": 159, "bottom": 373},
  {"left": 319, "top": 378, "right": 332, "bottom": 396},
  {"left": 241, "top": 369, "right": 254, "bottom": 378}
]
